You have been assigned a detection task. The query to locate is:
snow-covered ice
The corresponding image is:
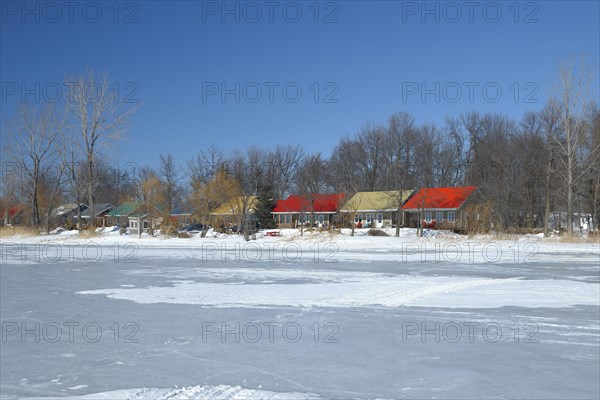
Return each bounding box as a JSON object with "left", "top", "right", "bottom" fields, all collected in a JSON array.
[
  {"left": 79, "top": 269, "right": 598, "bottom": 309},
  {"left": 1, "top": 229, "right": 599, "bottom": 399}
]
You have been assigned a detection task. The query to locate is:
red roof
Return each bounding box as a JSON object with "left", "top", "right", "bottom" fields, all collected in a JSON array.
[
  {"left": 273, "top": 193, "right": 346, "bottom": 213},
  {"left": 1, "top": 206, "right": 23, "bottom": 219},
  {"left": 402, "top": 186, "right": 476, "bottom": 210}
]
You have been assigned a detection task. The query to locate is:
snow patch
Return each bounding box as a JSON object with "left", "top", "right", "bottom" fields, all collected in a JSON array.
[
  {"left": 26, "top": 384, "right": 321, "bottom": 399},
  {"left": 79, "top": 268, "right": 599, "bottom": 309}
]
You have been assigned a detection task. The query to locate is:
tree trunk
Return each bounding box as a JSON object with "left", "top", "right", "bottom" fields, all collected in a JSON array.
[
  {"left": 567, "top": 149, "right": 573, "bottom": 234},
  {"left": 76, "top": 199, "right": 83, "bottom": 230},
  {"left": 31, "top": 162, "right": 40, "bottom": 227},
  {"left": 31, "top": 181, "right": 38, "bottom": 226},
  {"left": 543, "top": 183, "right": 551, "bottom": 237},
  {"left": 543, "top": 151, "right": 553, "bottom": 237},
  {"left": 593, "top": 175, "right": 600, "bottom": 231},
  {"left": 87, "top": 153, "right": 96, "bottom": 228}
]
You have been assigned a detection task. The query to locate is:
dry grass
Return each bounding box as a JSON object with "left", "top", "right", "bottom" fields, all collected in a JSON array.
[
  {"left": 76, "top": 228, "right": 97, "bottom": 238},
  {"left": 469, "top": 231, "right": 600, "bottom": 243},
  {"left": 548, "top": 233, "right": 600, "bottom": 244},
  {"left": 0, "top": 226, "right": 40, "bottom": 238}
]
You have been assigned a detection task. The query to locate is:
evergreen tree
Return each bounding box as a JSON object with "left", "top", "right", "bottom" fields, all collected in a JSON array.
[{"left": 255, "top": 182, "right": 277, "bottom": 229}]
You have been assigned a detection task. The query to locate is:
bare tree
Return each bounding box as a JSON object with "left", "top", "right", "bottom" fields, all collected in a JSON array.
[
  {"left": 295, "top": 153, "right": 331, "bottom": 236},
  {"left": 540, "top": 101, "right": 561, "bottom": 236},
  {"left": 265, "top": 145, "right": 304, "bottom": 200},
  {"left": 550, "top": 56, "right": 598, "bottom": 234},
  {"left": 330, "top": 137, "right": 362, "bottom": 194},
  {"left": 58, "top": 131, "right": 87, "bottom": 229},
  {"left": 67, "top": 70, "right": 137, "bottom": 227},
  {"left": 157, "top": 153, "right": 182, "bottom": 235},
  {"left": 356, "top": 124, "right": 387, "bottom": 191},
  {"left": 39, "top": 163, "right": 67, "bottom": 233},
  {"left": 159, "top": 153, "right": 181, "bottom": 213},
  {"left": 588, "top": 104, "right": 600, "bottom": 231},
  {"left": 188, "top": 167, "right": 239, "bottom": 238},
  {"left": 135, "top": 170, "right": 164, "bottom": 238},
  {"left": 6, "top": 104, "right": 65, "bottom": 226},
  {"left": 185, "top": 145, "right": 224, "bottom": 186},
  {"left": 386, "top": 112, "right": 418, "bottom": 236},
  {"left": 228, "top": 148, "right": 264, "bottom": 240}
]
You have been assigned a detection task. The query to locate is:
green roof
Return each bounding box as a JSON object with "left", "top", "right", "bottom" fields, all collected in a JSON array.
[
  {"left": 129, "top": 212, "right": 151, "bottom": 218},
  {"left": 107, "top": 201, "right": 141, "bottom": 217},
  {"left": 340, "top": 190, "right": 414, "bottom": 212}
]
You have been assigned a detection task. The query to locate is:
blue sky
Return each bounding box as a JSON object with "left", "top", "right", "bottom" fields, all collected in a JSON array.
[{"left": 1, "top": 0, "right": 599, "bottom": 168}]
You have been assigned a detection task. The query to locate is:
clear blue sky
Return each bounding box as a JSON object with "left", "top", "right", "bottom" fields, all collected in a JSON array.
[{"left": 1, "top": 0, "right": 599, "bottom": 168}]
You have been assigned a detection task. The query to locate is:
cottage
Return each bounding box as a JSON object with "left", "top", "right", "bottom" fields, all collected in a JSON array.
[
  {"left": 1, "top": 206, "right": 24, "bottom": 226},
  {"left": 211, "top": 196, "right": 258, "bottom": 225},
  {"left": 548, "top": 211, "right": 594, "bottom": 233},
  {"left": 272, "top": 193, "right": 346, "bottom": 227},
  {"left": 109, "top": 201, "right": 191, "bottom": 235},
  {"left": 402, "top": 186, "right": 477, "bottom": 229},
  {"left": 51, "top": 203, "right": 88, "bottom": 226},
  {"left": 106, "top": 201, "right": 142, "bottom": 227},
  {"left": 340, "top": 190, "right": 414, "bottom": 228},
  {"left": 170, "top": 207, "right": 193, "bottom": 226},
  {"left": 80, "top": 203, "right": 115, "bottom": 227}
]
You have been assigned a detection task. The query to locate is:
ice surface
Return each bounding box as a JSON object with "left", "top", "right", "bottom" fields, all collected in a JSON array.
[
  {"left": 78, "top": 269, "right": 599, "bottom": 309},
  {"left": 1, "top": 232, "right": 599, "bottom": 399}
]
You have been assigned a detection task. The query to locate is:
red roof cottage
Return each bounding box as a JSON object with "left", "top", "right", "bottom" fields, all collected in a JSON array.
[
  {"left": 1, "top": 206, "right": 24, "bottom": 226},
  {"left": 272, "top": 193, "right": 346, "bottom": 227},
  {"left": 402, "top": 186, "right": 477, "bottom": 229}
]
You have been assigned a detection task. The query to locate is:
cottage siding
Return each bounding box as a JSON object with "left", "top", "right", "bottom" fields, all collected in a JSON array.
[
  {"left": 401, "top": 187, "right": 478, "bottom": 230},
  {"left": 272, "top": 193, "right": 346, "bottom": 228},
  {"left": 340, "top": 191, "right": 413, "bottom": 228}
]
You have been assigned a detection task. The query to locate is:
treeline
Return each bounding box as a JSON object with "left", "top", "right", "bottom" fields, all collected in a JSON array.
[{"left": 2, "top": 62, "right": 600, "bottom": 235}]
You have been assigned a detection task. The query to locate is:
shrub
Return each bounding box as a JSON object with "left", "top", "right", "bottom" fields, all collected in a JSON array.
[{"left": 367, "top": 229, "right": 389, "bottom": 236}]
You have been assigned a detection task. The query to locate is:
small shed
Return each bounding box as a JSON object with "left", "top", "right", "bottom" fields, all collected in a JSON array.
[{"left": 128, "top": 211, "right": 162, "bottom": 237}]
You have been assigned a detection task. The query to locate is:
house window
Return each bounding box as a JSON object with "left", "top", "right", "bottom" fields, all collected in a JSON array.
[
  {"left": 285, "top": 214, "right": 291, "bottom": 224},
  {"left": 366, "top": 213, "right": 373, "bottom": 223},
  {"left": 377, "top": 213, "right": 383, "bottom": 223},
  {"left": 447, "top": 212, "right": 456, "bottom": 222},
  {"left": 354, "top": 214, "right": 363, "bottom": 223},
  {"left": 318, "top": 215, "right": 324, "bottom": 224},
  {"left": 143, "top": 221, "right": 148, "bottom": 229},
  {"left": 436, "top": 211, "right": 444, "bottom": 221},
  {"left": 424, "top": 212, "right": 432, "bottom": 221}
]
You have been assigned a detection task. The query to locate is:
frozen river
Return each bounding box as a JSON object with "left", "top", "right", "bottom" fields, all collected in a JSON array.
[{"left": 1, "top": 235, "right": 599, "bottom": 399}]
